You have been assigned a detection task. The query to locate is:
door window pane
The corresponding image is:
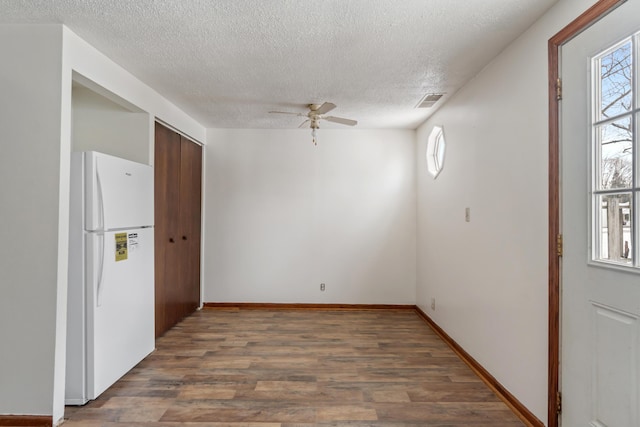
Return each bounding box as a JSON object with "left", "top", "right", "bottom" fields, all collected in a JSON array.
[
  {"left": 598, "top": 41, "right": 632, "bottom": 120},
  {"left": 596, "top": 117, "right": 632, "bottom": 190},
  {"left": 591, "top": 34, "right": 639, "bottom": 268},
  {"left": 596, "top": 193, "right": 633, "bottom": 264}
]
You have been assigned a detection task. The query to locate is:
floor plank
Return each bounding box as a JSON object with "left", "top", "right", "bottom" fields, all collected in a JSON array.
[{"left": 63, "top": 309, "right": 524, "bottom": 426}]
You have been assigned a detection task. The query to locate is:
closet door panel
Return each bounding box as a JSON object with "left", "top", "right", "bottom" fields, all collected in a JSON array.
[
  {"left": 154, "top": 122, "right": 202, "bottom": 338},
  {"left": 179, "top": 137, "right": 202, "bottom": 318},
  {"left": 154, "top": 122, "right": 182, "bottom": 337}
]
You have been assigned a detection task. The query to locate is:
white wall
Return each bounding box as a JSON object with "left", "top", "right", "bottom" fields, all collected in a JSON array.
[
  {"left": 0, "top": 24, "right": 65, "bottom": 417},
  {"left": 72, "top": 85, "right": 150, "bottom": 164},
  {"left": 205, "top": 129, "right": 416, "bottom": 304},
  {"left": 415, "top": 0, "right": 594, "bottom": 423},
  {"left": 0, "top": 24, "right": 206, "bottom": 423},
  {"left": 63, "top": 27, "right": 206, "bottom": 151}
]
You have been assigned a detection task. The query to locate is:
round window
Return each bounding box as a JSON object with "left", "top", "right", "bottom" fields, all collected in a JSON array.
[{"left": 426, "top": 126, "right": 446, "bottom": 178}]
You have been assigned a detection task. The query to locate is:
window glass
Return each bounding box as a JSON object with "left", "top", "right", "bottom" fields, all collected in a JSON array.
[
  {"left": 426, "top": 126, "right": 445, "bottom": 178},
  {"left": 596, "top": 117, "right": 632, "bottom": 190},
  {"left": 596, "top": 193, "right": 633, "bottom": 264},
  {"left": 591, "top": 34, "right": 638, "bottom": 267},
  {"left": 598, "top": 41, "right": 632, "bottom": 120}
]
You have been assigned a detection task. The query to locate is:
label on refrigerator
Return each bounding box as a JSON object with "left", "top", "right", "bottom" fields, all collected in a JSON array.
[
  {"left": 115, "top": 233, "right": 128, "bottom": 261},
  {"left": 128, "top": 233, "right": 139, "bottom": 253}
]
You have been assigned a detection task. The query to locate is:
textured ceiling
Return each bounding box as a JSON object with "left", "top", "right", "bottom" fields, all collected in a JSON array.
[{"left": 0, "top": 0, "right": 559, "bottom": 129}]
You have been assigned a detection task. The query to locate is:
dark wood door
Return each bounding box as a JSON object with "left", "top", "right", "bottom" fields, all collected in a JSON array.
[
  {"left": 178, "top": 136, "right": 202, "bottom": 317},
  {"left": 154, "top": 122, "right": 202, "bottom": 338}
]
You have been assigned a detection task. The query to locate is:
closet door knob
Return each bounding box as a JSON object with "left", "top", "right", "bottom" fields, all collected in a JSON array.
[
  {"left": 169, "top": 237, "right": 175, "bottom": 243},
  {"left": 182, "top": 236, "right": 187, "bottom": 240}
]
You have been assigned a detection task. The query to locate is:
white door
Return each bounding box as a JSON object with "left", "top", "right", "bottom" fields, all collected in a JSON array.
[{"left": 561, "top": 2, "right": 640, "bottom": 426}]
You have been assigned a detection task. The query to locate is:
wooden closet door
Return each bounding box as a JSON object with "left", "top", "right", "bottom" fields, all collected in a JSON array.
[
  {"left": 154, "top": 122, "right": 182, "bottom": 337},
  {"left": 178, "top": 137, "right": 202, "bottom": 316},
  {"left": 154, "top": 122, "right": 202, "bottom": 338}
]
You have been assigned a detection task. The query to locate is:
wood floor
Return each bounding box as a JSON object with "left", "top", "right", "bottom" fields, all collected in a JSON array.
[{"left": 63, "top": 309, "right": 525, "bottom": 426}]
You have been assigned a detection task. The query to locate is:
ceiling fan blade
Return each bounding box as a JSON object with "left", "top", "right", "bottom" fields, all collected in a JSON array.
[
  {"left": 314, "top": 102, "right": 336, "bottom": 115},
  {"left": 298, "top": 119, "right": 311, "bottom": 128},
  {"left": 269, "top": 111, "right": 305, "bottom": 116},
  {"left": 324, "top": 116, "right": 357, "bottom": 126}
]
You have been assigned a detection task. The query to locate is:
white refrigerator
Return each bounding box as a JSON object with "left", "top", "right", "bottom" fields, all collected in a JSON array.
[{"left": 66, "top": 151, "right": 155, "bottom": 405}]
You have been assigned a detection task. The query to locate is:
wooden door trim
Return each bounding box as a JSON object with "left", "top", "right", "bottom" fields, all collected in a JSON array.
[{"left": 547, "top": 1, "right": 626, "bottom": 426}]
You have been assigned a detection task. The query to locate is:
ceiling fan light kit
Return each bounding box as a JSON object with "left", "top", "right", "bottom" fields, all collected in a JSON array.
[{"left": 269, "top": 102, "right": 357, "bottom": 146}]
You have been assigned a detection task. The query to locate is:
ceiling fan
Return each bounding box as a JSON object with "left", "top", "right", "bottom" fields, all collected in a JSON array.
[{"left": 269, "top": 102, "right": 357, "bottom": 145}]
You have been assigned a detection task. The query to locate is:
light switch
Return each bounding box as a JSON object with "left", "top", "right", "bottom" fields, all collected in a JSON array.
[{"left": 465, "top": 207, "right": 471, "bottom": 222}]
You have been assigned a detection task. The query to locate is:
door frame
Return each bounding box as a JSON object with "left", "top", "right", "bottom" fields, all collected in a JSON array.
[{"left": 547, "top": 1, "right": 627, "bottom": 426}]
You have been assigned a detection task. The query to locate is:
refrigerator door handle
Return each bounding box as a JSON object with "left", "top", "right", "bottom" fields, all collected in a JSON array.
[
  {"left": 96, "top": 232, "right": 105, "bottom": 307},
  {"left": 96, "top": 163, "right": 105, "bottom": 231}
]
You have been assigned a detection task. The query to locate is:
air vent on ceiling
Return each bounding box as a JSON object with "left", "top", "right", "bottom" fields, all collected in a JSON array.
[{"left": 416, "top": 93, "right": 444, "bottom": 108}]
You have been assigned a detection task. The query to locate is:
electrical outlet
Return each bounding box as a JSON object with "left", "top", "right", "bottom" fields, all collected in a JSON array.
[
  {"left": 431, "top": 298, "right": 436, "bottom": 310},
  {"left": 320, "top": 283, "right": 326, "bottom": 291}
]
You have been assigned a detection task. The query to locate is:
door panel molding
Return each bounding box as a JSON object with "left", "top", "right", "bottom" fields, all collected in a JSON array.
[
  {"left": 590, "top": 302, "right": 639, "bottom": 427},
  {"left": 548, "top": 1, "right": 627, "bottom": 427}
]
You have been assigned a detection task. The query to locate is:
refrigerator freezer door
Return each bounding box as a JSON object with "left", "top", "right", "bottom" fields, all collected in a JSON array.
[
  {"left": 85, "top": 227, "right": 155, "bottom": 400},
  {"left": 83, "top": 151, "right": 154, "bottom": 231}
]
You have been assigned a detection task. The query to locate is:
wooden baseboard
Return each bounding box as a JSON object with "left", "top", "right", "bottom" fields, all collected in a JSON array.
[
  {"left": 414, "top": 307, "right": 543, "bottom": 427},
  {"left": 0, "top": 415, "right": 53, "bottom": 426},
  {"left": 203, "top": 302, "right": 415, "bottom": 310}
]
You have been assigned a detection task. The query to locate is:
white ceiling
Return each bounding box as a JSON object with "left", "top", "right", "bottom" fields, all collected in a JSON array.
[{"left": 0, "top": 0, "right": 559, "bottom": 129}]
